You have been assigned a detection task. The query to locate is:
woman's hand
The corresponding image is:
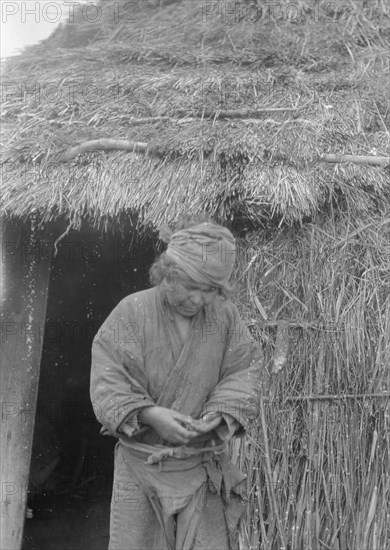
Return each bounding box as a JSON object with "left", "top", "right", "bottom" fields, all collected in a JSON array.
[
  {"left": 139, "top": 406, "right": 201, "bottom": 445},
  {"left": 190, "top": 412, "right": 223, "bottom": 433}
]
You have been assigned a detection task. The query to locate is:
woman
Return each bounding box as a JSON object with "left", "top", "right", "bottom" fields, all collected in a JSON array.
[{"left": 90, "top": 218, "right": 263, "bottom": 550}]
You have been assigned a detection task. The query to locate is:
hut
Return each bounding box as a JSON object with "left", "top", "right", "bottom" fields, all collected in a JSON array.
[{"left": 1, "top": 1, "right": 389, "bottom": 548}]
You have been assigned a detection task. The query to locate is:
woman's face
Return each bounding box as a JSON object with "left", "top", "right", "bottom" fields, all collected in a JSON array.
[{"left": 164, "top": 274, "right": 218, "bottom": 318}]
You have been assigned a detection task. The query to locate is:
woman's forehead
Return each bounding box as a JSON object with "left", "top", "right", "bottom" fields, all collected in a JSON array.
[{"left": 176, "top": 271, "right": 215, "bottom": 291}]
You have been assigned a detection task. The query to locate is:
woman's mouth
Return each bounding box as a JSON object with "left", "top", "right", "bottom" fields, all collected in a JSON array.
[{"left": 179, "top": 303, "right": 201, "bottom": 313}]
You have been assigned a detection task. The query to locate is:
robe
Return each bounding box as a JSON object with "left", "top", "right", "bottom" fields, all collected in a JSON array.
[{"left": 90, "top": 286, "right": 263, "bottom": 549}]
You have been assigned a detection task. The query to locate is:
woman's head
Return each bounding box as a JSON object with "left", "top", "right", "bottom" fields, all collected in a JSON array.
[
  {"left": 149, "top": 216, "right": 235, "bottom": 300},
  {"left": 149, "top": 251, "right": 232, "bottom": 296},
  {"left": 163, "top": 270, "right": 219, "bottom": 317}
]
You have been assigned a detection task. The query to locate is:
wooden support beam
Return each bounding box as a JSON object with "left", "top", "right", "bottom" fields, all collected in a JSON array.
[
  {"left": 58, "top": 139, "right": 149, "bottom": 162},
  {"left": 319, "top": 154, "right": 390, "bottom": 167},
  {"left": 261, "top": 393, "right": 390, "bottom": 403},
  {"left": 284, "top": 393, "right": 390, "bottom": 402},
  {"left": 57, "top": 138, "right": 390, "bottom": 168},
  {"left": 0, "top": 216, "right": 53, "bottom": 550},
  {"left": 176, "top": 107, "right": 299, "bottom": 119}
]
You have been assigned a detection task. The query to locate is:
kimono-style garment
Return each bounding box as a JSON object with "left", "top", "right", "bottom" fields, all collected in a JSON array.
[{"left": 90, "top": 286, "right": 263, "bottom": 550}]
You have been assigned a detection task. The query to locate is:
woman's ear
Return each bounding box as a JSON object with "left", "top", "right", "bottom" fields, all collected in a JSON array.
[{"left": 162, "top": 275, "right": 176, "bottom": 292}]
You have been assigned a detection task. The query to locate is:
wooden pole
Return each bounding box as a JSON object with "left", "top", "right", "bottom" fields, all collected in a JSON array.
[
  {"left": 261, "top": 393, "right": 390, "bottom": 403},
  {"left": 176, "top": 107, "right": 299, "bottom": 118},
  {"left": 319, "top": 154, "right": 390, "bottom": 167},
  {"left": 0, "top": 216, "right": 53, "bottom": 550},
  {"left": 284, "top": 393, "right": 390, "bottom": 402},
  {"left": 57, "top": 138, "right": 390, "bottom": 168},
  {"left": 58, "top": 138, "right": 149, "bottom": 162}
]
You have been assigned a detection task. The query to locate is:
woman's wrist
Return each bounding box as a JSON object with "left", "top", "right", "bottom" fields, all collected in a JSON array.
[{"left": 138, "top": 406, "right": 158, "bottom": 426}]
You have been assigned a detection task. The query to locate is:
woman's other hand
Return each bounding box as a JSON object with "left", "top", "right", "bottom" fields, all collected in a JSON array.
[
  {"left": 138, "top": 406, "right": 200, "bottom": 445},
  {"left": 190, "top": 412, "right": 222, "bottom": 433}
]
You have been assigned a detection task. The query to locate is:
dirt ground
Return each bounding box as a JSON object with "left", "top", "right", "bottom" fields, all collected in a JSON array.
[{"left": 22, "top": 479, "right": 112, "bottom": 550}]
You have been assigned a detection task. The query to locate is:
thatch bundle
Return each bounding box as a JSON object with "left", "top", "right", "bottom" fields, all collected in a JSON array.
[
  {"left": 2, "top": 0, "right": 390, "bottom": 228},
  {"left": 2, "top": 0, "right": 389, "bottom": 547},
  {"left": 233, "top": 215, "right": 390, "bottom": 548}
]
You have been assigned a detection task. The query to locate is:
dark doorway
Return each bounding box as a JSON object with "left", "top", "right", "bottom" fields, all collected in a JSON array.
[{"left": 22, "top": 219, "right": 157, "bottom": 550}]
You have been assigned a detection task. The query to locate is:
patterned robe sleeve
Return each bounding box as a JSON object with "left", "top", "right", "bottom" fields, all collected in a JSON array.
[
  {"left": 90, "top": 297, "right": 155, "bottom": 437},
  {"left": 201, "top": 302, "right": 264, "bottom": 437}
]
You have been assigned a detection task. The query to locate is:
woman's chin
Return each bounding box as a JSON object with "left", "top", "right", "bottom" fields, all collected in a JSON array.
[{"left": 175, "top": 305, "right": 201, "bottom": 317}]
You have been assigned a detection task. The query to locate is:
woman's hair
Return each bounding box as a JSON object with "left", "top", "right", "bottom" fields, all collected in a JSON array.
[
  {"left": 149, "top": 251, "right": 181, "bottom": 287},
  {"left": 149, "top": 214, "right": 234, "bottom": 298}
]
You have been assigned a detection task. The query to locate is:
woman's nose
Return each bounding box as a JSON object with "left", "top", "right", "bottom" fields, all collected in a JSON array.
[{"left": 189, "top": 292, "right": 202, "bottom": 304}]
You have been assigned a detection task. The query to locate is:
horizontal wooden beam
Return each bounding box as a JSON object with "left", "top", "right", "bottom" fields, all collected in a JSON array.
[
  {"left": 57, "top": 138, "right": 390, "bottom": 168},
  {"left": 319, "top": 154, "right": 390, "bottom": 166},
  {"left": 58, "top": 139, "right": 149, "bottom": 162},
  {"left": 283, "top": 393, "right": 390, "bottom": 402},
  {"left": 177, "top": 107, "right": 299, "bottom": 119}
]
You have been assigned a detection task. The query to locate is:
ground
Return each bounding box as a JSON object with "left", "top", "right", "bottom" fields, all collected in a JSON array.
[{"left": 22, "top": 478, "right": 112, "bottom": 550}]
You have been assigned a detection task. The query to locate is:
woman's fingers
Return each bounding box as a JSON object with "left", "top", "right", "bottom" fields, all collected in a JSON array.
[
  {"left": 186, "top": 413, "right": 222, "bottom": 433},
  {"left": 171, "top": 430, "right": 196, "bottom": 445},
  {"left": 152, "top": 408, "right": 222, "bottom": 443},
  {"left": 173, "top": 412, "right": 221, "bottom": 433},
  {"left": 202, "top": 412, "right": 220, "bottom": 422},
  {"left": 203, "top": 415, "right": 222, "bottom": 430},
  {"left": 173, "top": 413, "right": 200, "bottom": 432},
  {"left": 187, "top": 419, "right": 210, "bottom": 433},
  {"left": 175, "top": 423, "right": 199, "bottom": 440},
  {"left": 173, "top": 412, "right": 194, "bottom": 424},
  {"left": 166, "top": 414, "right": 199, "bottom": 443},
  {"left": 192, "top": 414, "right": 222, "bottom": 432}
]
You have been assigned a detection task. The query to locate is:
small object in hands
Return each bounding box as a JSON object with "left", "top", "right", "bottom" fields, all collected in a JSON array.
[
  {"left": 26, "top": 507, "right": 33, "bottom": 519},
  {"left": 181, "top": 416, "right": 196, "bottom": 429}
]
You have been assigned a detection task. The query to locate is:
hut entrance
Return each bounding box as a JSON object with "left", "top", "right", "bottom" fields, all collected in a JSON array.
[{"left": 22, "top": 219, "right": 156, "bottom": 550}]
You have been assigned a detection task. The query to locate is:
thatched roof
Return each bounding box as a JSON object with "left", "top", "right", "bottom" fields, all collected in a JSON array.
[{"left": 2, "top": 0, "right": 389, "bottom": 229}]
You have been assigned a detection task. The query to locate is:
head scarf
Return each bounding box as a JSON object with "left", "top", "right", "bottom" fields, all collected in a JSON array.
[{"left": 161, "top": 222, "right": 236, "bottom": 288}]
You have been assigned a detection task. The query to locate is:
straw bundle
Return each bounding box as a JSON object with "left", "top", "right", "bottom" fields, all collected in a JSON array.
[{"left": 233, "top": 214, "right": 390, "bottom": 548}]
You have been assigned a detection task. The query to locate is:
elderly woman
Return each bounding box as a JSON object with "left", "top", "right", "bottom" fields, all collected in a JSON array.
[{"left": 90, "top": 219, "right": 263, "bottom": 550}]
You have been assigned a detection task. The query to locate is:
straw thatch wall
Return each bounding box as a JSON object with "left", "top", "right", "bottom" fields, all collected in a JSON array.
[
  {"left": 232, "top": 215, "right": 390, "bottom": 548},
  {"left": 2, "top": 0, "right": 389, "bottom": 548}
]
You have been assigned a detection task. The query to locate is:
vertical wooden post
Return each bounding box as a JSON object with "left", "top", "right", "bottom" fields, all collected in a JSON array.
[{"left": 1, "top": 216, "right": 53, "bottom": 550}]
